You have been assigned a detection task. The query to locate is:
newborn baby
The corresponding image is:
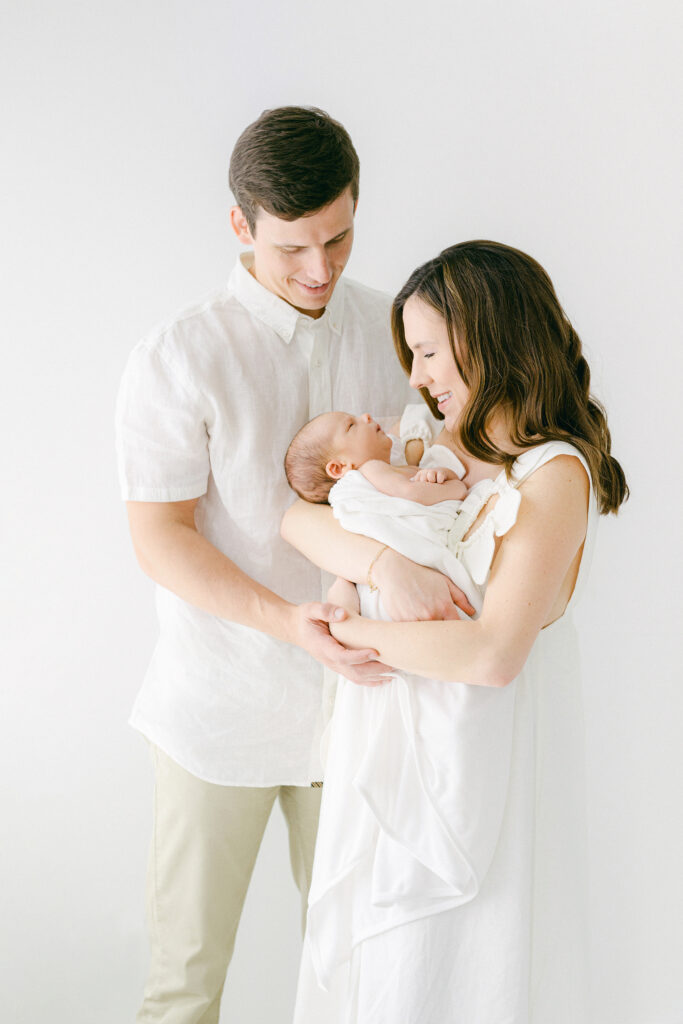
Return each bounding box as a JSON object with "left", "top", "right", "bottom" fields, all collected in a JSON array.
[{"left": 284, "top": 411, "right": 468, "bottom": 506}]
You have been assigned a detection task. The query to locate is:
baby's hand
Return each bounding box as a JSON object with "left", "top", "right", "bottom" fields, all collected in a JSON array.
[{"left": 410, "top": 466, "right": 458, "bottom": 484}]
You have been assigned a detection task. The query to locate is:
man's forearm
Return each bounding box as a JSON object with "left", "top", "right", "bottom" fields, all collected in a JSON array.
[
  {"left": 127, "top": 501, "right": 394, "bottom": 686},
  {"left": 132, "top": 515, "right": 297, "bottom": 642}
]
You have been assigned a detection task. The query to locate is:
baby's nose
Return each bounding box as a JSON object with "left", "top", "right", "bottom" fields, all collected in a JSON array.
[{"left": 360, "top": 413, "right": 372, "bottom": 424}]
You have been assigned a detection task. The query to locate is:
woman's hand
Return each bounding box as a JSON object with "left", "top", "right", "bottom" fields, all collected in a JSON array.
[{"left": 372, "top": 548, "right": 475, "bottom": 622}]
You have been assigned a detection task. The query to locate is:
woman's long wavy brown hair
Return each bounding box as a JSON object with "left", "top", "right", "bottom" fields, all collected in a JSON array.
[{"left": 392, "top": 241, "right": 628, "bottom": 514}]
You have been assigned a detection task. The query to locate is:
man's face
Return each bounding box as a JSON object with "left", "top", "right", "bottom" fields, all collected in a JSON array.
[{"left": 230, "top": 188, "right": 355, "bottom": 319}]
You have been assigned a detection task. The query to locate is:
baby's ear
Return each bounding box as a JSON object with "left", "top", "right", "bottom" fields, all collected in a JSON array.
[{"left": 325, "top": 459, "right": 346, "bottom": 480}]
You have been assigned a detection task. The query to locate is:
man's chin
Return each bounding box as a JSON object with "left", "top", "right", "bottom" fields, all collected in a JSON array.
[
  {"left": 294, "top": 296, "right": 327, "bottom": 311},
  {"left": 286, "top": 286, "right": 335, "bottom": 317}
]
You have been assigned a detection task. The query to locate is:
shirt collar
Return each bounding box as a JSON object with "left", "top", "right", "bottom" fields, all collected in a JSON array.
[{"left": 228, "top": 252, "right": 345, "bottom": 343}]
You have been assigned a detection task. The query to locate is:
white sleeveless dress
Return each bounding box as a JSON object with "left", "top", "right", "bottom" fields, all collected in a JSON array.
[{"left": 293, "top": 441, "right": 597, "bottom": 1024}]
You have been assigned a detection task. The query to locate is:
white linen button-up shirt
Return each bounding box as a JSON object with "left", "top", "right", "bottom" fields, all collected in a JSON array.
[{"left": 116, "top": 253, "right": 413, "bottom": 785}]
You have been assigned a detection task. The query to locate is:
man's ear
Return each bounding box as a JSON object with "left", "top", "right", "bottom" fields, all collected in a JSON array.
[
  {"left": 230, "top": 206, "right": 254, "bottom": 245},
  {"left": 325, "top": 459, "right": 347, "bottom": 481}
]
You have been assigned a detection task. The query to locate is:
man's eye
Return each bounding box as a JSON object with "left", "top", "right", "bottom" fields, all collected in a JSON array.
[{"left": 280, "top": 247, "right": 300, "bottom": 254}]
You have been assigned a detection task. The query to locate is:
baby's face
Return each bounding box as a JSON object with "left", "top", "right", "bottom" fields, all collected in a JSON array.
[{"left": 323, "top": 411, "right": 392, "bottom": 471}]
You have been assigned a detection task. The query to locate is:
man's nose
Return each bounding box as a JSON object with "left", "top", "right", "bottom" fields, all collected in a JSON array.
[{"left": 304, "top": 248, "right": 331, "bottom": 283}]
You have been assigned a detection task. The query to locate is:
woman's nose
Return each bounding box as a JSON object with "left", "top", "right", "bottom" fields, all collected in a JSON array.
[{"left": 409, "top": 363, "right": 425, "bottom": 389}]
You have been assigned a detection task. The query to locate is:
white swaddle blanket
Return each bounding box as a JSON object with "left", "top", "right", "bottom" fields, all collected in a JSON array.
[{"left": 304, "top": 427, "right": 519, "bottom": 992}]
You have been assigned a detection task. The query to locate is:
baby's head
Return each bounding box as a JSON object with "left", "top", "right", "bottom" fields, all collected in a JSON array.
[{"left": 285, "top": 412, "right": 392, "bottom": 503}]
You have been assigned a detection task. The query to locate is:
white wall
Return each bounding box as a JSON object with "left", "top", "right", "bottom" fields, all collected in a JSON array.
[{"left": 2, "top": 1, "right": 681, "bottom": 1021}]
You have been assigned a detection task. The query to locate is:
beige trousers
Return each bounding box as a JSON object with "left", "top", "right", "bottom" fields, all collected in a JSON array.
[{"left": 137, "top": 746, "right": 323, "bottom": 1024}]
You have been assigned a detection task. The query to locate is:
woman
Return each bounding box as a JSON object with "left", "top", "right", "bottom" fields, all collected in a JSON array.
[{"left": 282, "top": 241, "right": 627, "bottom": 1023}]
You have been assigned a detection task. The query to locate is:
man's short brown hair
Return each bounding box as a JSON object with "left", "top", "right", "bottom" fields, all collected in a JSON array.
[{"left": 229, "top": 106, "right": 360, "bottom": 233}]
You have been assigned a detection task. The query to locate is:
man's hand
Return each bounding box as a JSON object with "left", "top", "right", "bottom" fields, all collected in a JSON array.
[
  {"left": 410, "top": 466, "right": 458, "bottom": 484},
  {"left": 291, "top": 602, "right": 393, "bottom": 687},
  {"left": 371, "top": 548, "right": 475, "bottom": 622}
]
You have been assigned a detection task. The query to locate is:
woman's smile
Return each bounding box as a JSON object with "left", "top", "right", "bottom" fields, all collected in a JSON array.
[{"left": 403, "top": 295, "right": 469, "bottom": 430}]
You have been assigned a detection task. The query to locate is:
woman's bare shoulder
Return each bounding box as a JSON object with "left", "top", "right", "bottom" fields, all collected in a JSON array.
[
  {"left": 517, "top": 452, "right": 590, "bottom": 504},
  {"left": 509, "top": 453, "right": 590, "bottom": 550}
]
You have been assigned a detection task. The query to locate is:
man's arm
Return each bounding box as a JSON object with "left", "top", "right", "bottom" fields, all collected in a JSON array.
[
  {"left": 126, "top": 498, "right": 392, "bottom": 686},
  {"left": 359, "top": 460, "right": 468, "bottom": 504}
]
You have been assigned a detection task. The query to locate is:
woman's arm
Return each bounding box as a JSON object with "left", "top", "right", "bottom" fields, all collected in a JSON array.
[
  {"left": 281, "top": 499, "right": 383, "bottom": 581},
  {"left": 330, "top": 455, "right": 590, "bottom": 686},
  {"left": 281, "top": 501, "right": 475, "bottom": 621}
]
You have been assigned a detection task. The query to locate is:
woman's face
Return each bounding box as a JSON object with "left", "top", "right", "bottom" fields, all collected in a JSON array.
[{"left": 404, "top": 295, "right": 469, "bottom": 431}]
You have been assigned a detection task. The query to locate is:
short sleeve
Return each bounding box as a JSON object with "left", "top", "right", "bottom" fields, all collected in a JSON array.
[{"left": 115, "top": 341, "right": 210, "bottom": 501}]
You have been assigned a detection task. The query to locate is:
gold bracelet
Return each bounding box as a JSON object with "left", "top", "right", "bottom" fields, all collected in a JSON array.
[{"left": 367, "top": 544, "right": 389, "bottom": 593}]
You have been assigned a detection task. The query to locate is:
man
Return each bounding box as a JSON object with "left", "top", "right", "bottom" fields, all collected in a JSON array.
[{"left": 116, "top": 106, "right": 468, "bottom": 1024}]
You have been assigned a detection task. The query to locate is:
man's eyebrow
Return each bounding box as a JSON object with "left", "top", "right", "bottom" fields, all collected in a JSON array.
[{"left": 276, "top": 226, "right": 352, "bottom": 249}]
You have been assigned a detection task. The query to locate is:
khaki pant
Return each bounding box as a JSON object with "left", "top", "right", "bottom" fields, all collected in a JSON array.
[{"left": 137, "top": 746, "right": 322, "bottom": 1024}]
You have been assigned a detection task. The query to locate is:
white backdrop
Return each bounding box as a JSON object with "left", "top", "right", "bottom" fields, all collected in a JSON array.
[{"left": 2, "top": 2, "right": 681, "bottom": 1022}]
